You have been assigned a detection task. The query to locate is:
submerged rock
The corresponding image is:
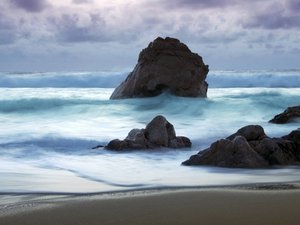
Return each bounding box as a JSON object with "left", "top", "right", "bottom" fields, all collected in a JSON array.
[
  {"left": 183, "top": 125, "right": 300, "bottom": 168},
  {"left": 269, "top": 105, "right": 300, "bottom": 124},
  {"left": 110, "top": 37, "right": 209, "bottom": 99},
  {"left": 105, "top": 115, "right": 191, "bottom": 151}
]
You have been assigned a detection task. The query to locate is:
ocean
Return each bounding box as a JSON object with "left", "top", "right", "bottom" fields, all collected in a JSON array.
[{"left": 0, "top": 70, "right": 300, "bottom": 194}]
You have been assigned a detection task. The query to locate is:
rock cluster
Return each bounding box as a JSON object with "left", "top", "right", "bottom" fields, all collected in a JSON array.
[
  {"left": 183, "top": 125, "right": 300, "bottom": 168},
  {"left": 269, "top": 105, "right": 300, "bottom": 124},
  {"left": 110, "top": 37, "right": 209, "bottom": 99},
  {"left": 105, "top": 115, "right": 191, "bottom": 151}
]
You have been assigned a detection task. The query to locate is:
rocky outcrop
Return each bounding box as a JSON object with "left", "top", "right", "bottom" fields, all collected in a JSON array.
[
  {"left": 110, "top": 37, "right": 209, "bottom": 99},
  {"left": 183, "top": 125, "right": 300, "bottom": 168},
  {"left": 269, "top": 105, "right": 300, "bottom": 124},
  {"left": 105, "top": 115, "right": 191, "bottom": 151}
]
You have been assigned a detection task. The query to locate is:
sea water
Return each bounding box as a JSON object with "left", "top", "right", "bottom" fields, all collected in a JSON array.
[{"left": 0, "top": 70, "right": 299, "bottom": 193}]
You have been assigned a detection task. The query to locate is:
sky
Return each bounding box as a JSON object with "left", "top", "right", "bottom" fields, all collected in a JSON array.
[{"left": 0, "top": 0, "right": 299, "bottom": 72}]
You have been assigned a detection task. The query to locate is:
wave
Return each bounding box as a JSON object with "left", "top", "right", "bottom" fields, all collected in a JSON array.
[
  {"left": 0, "top": 70, "right": 299, "bottom": 88},
  {"left": 207, "top": 70, "right": 300, "bottom": 88},
  {"left": 0, "top": 71, "right": 126, "bottom": 88},
  {"left": 0, "top": 88, "right": 299, "bottom": 115},
  {"left": 0, "top": 98, "right": 104, "bottom": 113},
  {"left": 0, "top": 136, "right": 103, "bottom": 157}
]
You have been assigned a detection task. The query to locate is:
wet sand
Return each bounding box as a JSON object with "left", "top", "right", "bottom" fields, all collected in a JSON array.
[{"left": 1, "top": 185, "right": 300, "bottom": 225}]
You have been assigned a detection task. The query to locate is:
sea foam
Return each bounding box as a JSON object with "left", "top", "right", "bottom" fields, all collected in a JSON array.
[{"left": 0, "top": 70, "right": 299, "bottom": 88}]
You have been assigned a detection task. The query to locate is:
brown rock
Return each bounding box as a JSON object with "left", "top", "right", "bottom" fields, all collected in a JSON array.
[
  {"left": 183, "top": 125, "right": 300, "bottom": 168},
  {"left": 227, "top": 125, "right": 267, "bottom": 141},
  {"left": 183, "top": 136, "right": 268, "bottom": 168},
  {"left": 105, "top": 115, "right": 191, "bottom": 151},
  {"left": 252, "top": 138, "right": 299, "bottom": 165},
  {"left": 269, "top": 105, "right": 300, "bottom": 124},
  {"left": 145, "top": 115, "right": 176, "bottom": 147},
  {"left": 282, "top": 129, "right": 300, "bottom": 142},
  {"left": 110, "top": 37, "right": 209, "bottom": 99},
  {"left": 106, "top": 139, "right": 129, "bottom": 151}
]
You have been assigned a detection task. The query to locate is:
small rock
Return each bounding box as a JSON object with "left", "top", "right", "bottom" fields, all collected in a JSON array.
[
  {"left": 105, "top": 115, "right": 191, "bottom": 151},
  {"left": 227, "top": 125, "right": 267, "bottom": 141},
  {"left": 269, "top": 105, "right": 300, "bottom": 124}
]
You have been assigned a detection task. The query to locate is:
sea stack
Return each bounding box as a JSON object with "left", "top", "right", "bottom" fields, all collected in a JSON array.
[{"left": 110, "top": 37, "right": 209, "bottom": 99}]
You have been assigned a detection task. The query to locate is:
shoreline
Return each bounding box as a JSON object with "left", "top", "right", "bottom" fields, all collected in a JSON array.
[{"left": 1, "top": 182, "right": 300, "bottom": 225}]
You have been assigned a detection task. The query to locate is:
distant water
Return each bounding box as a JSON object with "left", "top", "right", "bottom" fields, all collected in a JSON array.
[{"left": 0, "top": 70, "right": 299, "bottom": 194}]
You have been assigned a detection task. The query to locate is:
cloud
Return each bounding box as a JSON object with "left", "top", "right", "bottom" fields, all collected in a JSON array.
[
  {"left": 48, "top": 13, "right": 111, "bottom": 43},
  {"left": 0, "top": 12, "right": 17, "bottom": 45},
  {"left": 245, "top": 14, "right": 300, "bottom": 29},
  {"left": 287, "top": 0, "right": 300, "bottom": 12},
  {"left": 72, "top": 0, "right": 93, "bottom": 4},
  {"left": 10, "top": 0, "right": 50, "bottom": 13},
  {"left": 243, "top": 2, "right": 300, "bottom": 29},
  {"left": 0, "top": 32, "right": 16, "bottom": 45},
  {"left": 159, "top": 0, "right": 235, "bottom": 9}
]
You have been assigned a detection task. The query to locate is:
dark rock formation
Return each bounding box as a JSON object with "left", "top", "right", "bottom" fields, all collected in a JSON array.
[
  {"left": 269, "top": 105, "right": 300, "bottom": 124},
  {"left": 183, "top": 136, "right": 268, "bottom": 168},
  {"left": 183, "top": 125, "right": 300, "bottom": 168},
  {"left": 105, "top": 115, "right": 191, "bottom": 151},
  {"left": 282, "top": 129, "right": 300, "bottom": 142},
  {"left": 110, "top": 37, "right": 209, "bottom": 99},
  {"left": 227, "top": 125, "right": 267, "bottom": 141}
]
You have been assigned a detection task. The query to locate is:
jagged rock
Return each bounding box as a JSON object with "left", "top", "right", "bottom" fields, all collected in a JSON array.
[
  {"left": 183, "top": 125, "right": 300, "bottom": 168},
  {"left": 183, "top": 136, "right": 268, "bottom": 168},
  {"left": 269, "top": 105, "right": 300, "bottom": 124},
  {"left": 105, "top": 115, "right": 191, "bottom": 151},
  {"left": 227, "top": 125, "right": 267, "bottom": 141},
  {"left": 282, "top": 129, "right": 300, "bottom": 142},
  {"left": 145, "top": 115, "right": 176, "bottom": 147},
  {"left": 170, "top": 136, "right": 192, "bottom": 148},
  {"left": 252, "top": 138, "right": 299, "bottom": 165},
  {"left": 110, "top": 37, "right": 209, "bottom": 99}
]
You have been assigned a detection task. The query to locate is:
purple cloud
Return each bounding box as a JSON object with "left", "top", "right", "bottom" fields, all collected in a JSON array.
[
  {"left": 244, "top": 13, "right": 300, "bottom": 29},
  {"left": 287, "top": 0, "right": 300, "bottom": 12},
  {"left": 243, "top": 2, "right": 300, "bottom": 30},
  {"left": 72, "top": 0, "right": 93, "bottom": 4},
  {"left": 160, "top": 0, "right": 235, "bottom": 9},
  {"left": 49, "top": 13, "right": 111, "bottom": 43},
  {"left": 10, "top": 0, "right": 49, "bottom": 13},
  {"left": 0, "top": 12, "right": 16, "bottom": 44}
]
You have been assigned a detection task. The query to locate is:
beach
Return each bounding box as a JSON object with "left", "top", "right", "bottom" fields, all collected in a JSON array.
[{"left": 1, "top": 184, "right": 300, "bottom": 225}]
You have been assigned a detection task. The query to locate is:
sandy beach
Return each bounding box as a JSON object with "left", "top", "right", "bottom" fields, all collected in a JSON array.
[{"left": 1, "top": 184, "right": 300, "bottom": 225}]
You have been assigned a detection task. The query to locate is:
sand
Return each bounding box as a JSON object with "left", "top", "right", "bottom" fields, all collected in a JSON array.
[{"left": 1, "top": 185, "right": 300, "bottom": 225}]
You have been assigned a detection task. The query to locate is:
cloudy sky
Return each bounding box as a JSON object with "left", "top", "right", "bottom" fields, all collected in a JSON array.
[{"left": 0, "top": 0, "right": 299, "bottom": 71}]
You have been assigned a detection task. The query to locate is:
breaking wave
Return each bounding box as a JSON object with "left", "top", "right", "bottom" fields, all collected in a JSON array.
[{"left": 0, "top": 70, "right": 299, "bottom": 88}]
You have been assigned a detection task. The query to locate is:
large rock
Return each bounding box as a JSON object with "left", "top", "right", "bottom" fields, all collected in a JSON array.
[
  {"left": 269, "top": 105, "right": 300, "bottom": 124},
  {"left": 183, "top": 136, "right": 268, "bottom": 168},
  {"left": 110, "top": 37, "right": 209, "bottom": 99},
  {"left": 183, "top": 125, "right": 300, "bottom": 168},
  {"left": 105, "top": 115, "right": 191, "bottom": 151}
]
